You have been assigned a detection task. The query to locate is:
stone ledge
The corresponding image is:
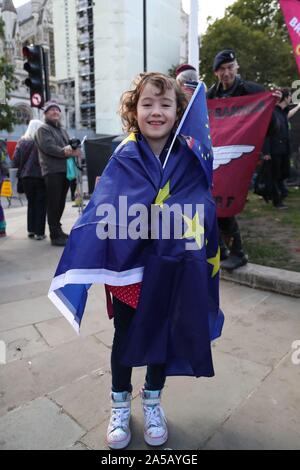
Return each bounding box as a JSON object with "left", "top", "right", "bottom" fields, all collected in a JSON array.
[{"left": 221, "top": 263, "right": 300, "bottom": 298}]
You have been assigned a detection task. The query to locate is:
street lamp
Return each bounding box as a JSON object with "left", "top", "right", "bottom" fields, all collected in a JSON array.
[{"left": 188, "top": 0, "right": 199, "bottom": 72}]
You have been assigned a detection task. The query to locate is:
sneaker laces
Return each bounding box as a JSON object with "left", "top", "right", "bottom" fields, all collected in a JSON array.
[
  {"left": 109, "top": 407, "right": 130, "bottom": 432},
  {"left": 143, "top": 404, "right": 166, "bottom": 429}
]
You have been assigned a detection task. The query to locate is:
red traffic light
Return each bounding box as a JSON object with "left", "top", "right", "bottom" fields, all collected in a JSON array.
[
  {"left": 22, "top": 45, "right": 42, "bottom": 59},
  {"left": 23, "top": 45, "right": 45, "bottom": 108}
]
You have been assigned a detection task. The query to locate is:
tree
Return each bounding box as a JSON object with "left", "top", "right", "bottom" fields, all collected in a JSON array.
[
  {"left": 0, "top": 18, "right": 18, "bottom": 132},
  {"left": 200, "top": 0, "right": 298, "bottom": 89},
  {"left": 226, "top": 0, "right": 286, "bottom": 35}
]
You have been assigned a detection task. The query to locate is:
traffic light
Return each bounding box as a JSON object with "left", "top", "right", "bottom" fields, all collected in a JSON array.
[{"left": 23, "top": 45, "right": 45, "bottom": 108}]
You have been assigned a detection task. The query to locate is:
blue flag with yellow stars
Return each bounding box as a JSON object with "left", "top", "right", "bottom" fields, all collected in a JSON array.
[
  {"left": 164, "top": 81, "right": 214, "bottom": 188},
  {"left": 49, "top": 101, "right": 224, "bottom": 378}
]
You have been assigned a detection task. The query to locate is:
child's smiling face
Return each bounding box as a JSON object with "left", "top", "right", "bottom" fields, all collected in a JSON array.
[{"left": 136, "top": 82, "right": 177, "bottom": 155}]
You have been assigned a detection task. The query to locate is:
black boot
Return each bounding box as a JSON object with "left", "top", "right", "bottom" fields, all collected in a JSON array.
[
  {"left": 221, "top": 230, "right": 248, "bottom": 270},
  {"left": 219, "top": 234, "right": 229, "bottom": 261},
  {"left": 221, "top": 252, "right": 248, "bottom": 270},
  {"left": 51, "top": 236, "right": 67, "bottom": 247},
  {"left": 220, "top": 244, "right": 230, "bottom": 261},
  {"left": 58, "top": 227, "right": 69, "bottom": 239}
]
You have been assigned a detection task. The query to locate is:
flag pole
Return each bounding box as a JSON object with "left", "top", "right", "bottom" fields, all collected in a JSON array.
[
  {"left": 188, "top": 0, "right": 199, "bottom": 70},
  {"left": 143, "top": 0, "right": 147, "bottom": 72},
  {"left": 163, "top": 1, "right": 200, "bottom": 170}
]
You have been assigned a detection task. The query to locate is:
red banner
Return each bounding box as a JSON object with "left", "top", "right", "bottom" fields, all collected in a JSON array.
[
  {"left": 208, "top": 92, "right": 276, "bottom": 217},
  {"left": 280, "top": 0, "right": 300, "bottom": 75}
]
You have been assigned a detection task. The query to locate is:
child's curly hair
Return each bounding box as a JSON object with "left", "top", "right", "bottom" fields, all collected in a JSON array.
[{"left": 119, "top": 72, "right": 188, "bottom": 133}]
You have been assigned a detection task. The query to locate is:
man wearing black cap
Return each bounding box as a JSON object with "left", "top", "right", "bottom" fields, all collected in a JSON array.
[
  {"left": 208, "top": 49, "right": 266, "bottom": 99},
  {"left": 35, "top": 101, "right": 81, "bottom": 246},
  {"left": 207, "top": 49, "right": 280, "bottom": 270}
]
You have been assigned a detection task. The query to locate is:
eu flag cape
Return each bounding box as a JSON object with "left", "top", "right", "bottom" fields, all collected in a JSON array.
[{"left": 49, "top": 88, "right": 224, "bottom": 378}]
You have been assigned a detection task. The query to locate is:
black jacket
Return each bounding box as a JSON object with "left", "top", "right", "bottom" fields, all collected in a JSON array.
[
  {"left": 265, "top": 106, "right": 290, "bottom": 157},
  {"left": 207, "top": 76, "right": 278, "bottom": 137},
  {"left": 13, "top": 139, "right": 43, "bottom": 179},
  {"left": 207, "top": 76, "right": 264, "bottom": 99}
]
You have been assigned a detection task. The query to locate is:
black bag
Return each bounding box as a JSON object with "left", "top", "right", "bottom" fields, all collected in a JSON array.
[
  {"left": 17, "top": 177, "right": 24, "bottom": 194},
  {"left": 254, "top": 160, "right": 273, "bottom": 202}
]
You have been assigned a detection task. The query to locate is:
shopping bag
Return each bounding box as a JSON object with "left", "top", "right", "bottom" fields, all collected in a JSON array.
[
  {"left": 0, "top": 179, "right": 13, "bottom": 198},
  {"left": 254, "top": 160, "right": 272, "bottom": 202}
]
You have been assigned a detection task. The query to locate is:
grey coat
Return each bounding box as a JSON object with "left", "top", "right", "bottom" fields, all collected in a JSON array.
[{"left": 35, "top": 121, "right": 69, "bottom": 176}]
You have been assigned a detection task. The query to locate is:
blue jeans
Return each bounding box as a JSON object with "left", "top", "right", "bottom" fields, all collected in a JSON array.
[{"left": 111, "top": 297, "right": 166, "bottom": 393}]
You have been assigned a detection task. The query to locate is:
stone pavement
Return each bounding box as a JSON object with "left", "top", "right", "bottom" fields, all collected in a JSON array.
[{"left": 0, "top": 200, "right": 299, "bottom": 450}]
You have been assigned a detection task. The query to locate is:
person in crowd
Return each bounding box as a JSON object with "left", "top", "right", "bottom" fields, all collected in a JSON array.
[
  {"left": 0, "top": 138, "right": 10, "bottom": 237},
  {"left": 175, "top": 63, "right": 199, "bottom": 99},
  {"left": 262, "top": 88, "right": 300, "bottom": 209},
  {"left": 35, "top": 101, "right": 81, "bottom": 246},
  {"left": 207, "top": 49, "right": 281, "bottom": 270},
  {"left": 13, "top": 119, "right": 47, "bottom": 240}
]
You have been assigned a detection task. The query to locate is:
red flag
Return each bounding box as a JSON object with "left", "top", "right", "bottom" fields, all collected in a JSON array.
[
  {"left": 208, "top": 92, "right": 276, "bottom": 217},
  {"left": 280, "top": 0, "right": 300, "bottom": 75},
  {"left": 7, "top": 141, "right": 17, "bottom": 160}
]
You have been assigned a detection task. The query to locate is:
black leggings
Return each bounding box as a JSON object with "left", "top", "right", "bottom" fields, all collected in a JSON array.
[
  {"left": 44, "top": 173, "right": 70, "bottom": 239},
  {"left": 111, "top": 297, "right": 166, "bottom": 393},
  {"left": 218, "top": 216, "right": 243, "bottom": 254}
]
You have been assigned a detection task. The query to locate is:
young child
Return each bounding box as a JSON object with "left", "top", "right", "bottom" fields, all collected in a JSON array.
[
  {"left": 105, "top": 73, "right": 186, "bottom": 450},
  {"left": 49, "top": 72, "right": 223, "bottom": 450}
]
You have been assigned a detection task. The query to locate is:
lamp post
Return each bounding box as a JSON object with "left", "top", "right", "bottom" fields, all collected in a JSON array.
[{"left": 188, "top": 0, "right": 199, "bottom": 71}]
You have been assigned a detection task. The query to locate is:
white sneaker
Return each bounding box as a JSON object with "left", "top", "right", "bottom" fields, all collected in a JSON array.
[
  {"left": 141, "top": 389, "right": 168, "bottom": 446},
  {"left": 106, "top": 391, "right": 131, "bottom": 449}
]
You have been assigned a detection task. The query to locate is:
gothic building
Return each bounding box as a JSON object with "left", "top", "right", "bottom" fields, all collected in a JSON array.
[
  {"left": 0, "top": 0, "right": 75, "bottom": 127},
  {"left": 53, "top": 0, "right": 188, "bottom": 135}
]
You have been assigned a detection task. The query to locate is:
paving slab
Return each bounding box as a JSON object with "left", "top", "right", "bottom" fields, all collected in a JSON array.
[
  {"left": 0, "top": 279, "right": 51, "bottom": 305},
  {"left": 0, "top": 335, "right": 109, "bottom": 417},
  {"left": 0, "top": 295, "right": 61, "bottom": 332},
  {"left": 35, "top": 290, "right": 111, "bottom": 347},
  {"left": 0, "top": 397, "right": 85, "bottom": 450},
  {"left": 218, "top": 289, "right": 300, "bottom": 368},
  {"left": 49, "top": 365, "right": 147, "bottom": 433},
  {"left": 204, "top": 354, "right": 300, "bottom": 450},
  {"left": 0, "top": 325, "right": 50, "bottom": 363},
  {"left": 95, "top": 330, "right": 114, "bottom": 349}
]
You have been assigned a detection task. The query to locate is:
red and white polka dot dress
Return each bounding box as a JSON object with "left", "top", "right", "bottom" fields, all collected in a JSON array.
[{"left": 105, "top": 283, "right": 141, "bottom": 314}]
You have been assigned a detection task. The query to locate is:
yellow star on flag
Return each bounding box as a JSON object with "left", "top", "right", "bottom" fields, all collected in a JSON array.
[
  {"left": 155, "top": 180, "right": 171, "bottom": 207},
  {"left": 207, "top": 247, "right": 220, "bottom": 278},
  {"left": 120, "top": 132, "right": 137, "bottom": 147},
  {"left": 182, "top": 212, "right": 204, "bottom": 249}
]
